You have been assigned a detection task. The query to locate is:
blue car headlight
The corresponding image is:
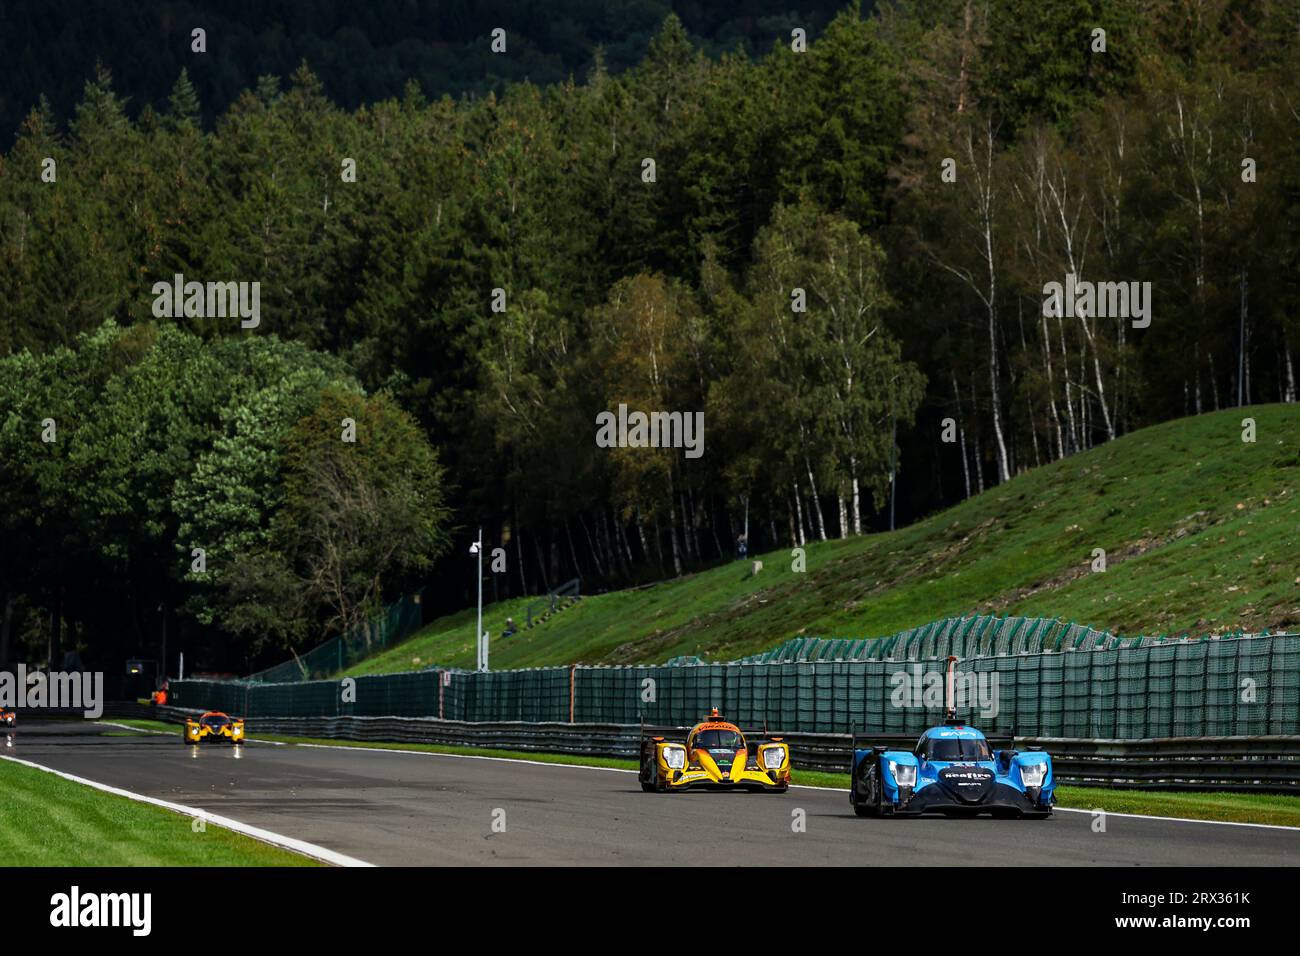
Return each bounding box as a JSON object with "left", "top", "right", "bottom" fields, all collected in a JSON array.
[
  {"left": 890, "top": 761, "right": 917, "bottom": 788},
  {"left": 1020, "top": 762, "right": 1047, "bottom": 788}
]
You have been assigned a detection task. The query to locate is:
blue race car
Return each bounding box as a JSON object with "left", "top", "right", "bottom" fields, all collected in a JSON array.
[{"left": 850, "top": 720, "right": 1055, "bottom": 818}]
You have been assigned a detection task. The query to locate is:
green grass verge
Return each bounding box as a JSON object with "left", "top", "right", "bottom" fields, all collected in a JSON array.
[
  {"left": 342, "top": 405, "right": 1300, "bottom": 672},
  {"left": 0, "top": 754, "right": 319, "bottom": 866},
  {"left": 110, "top": 719, "right": 1300, "bottom": 828}
]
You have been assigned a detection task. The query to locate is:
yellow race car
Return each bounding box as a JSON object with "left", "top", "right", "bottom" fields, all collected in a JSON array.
[
  {"left": 639, "top": 709, "right": 790, "bottom": 792},
  {"left": 183, "top": 711, "right": 246, "bottom": 745}
]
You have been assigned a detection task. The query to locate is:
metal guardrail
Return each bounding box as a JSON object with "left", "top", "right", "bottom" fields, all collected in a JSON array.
[{"left": 107, "top": 703, "right": 1300, "bottom": 792}]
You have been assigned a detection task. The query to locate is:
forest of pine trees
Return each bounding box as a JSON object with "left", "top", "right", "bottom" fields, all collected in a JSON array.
[{"left": 2, "top": 1, "right": 1298, "bottom": 671}]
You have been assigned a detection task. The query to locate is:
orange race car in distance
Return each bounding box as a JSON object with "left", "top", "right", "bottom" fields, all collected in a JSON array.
[
  {"left": 639, "top": 708, "right": 791, "bottom": 793},
  {"left": 0, "top": 707, "right": 14, "bottom": 728},
  {"left": 183, "top": 711, "right": 245, "bottom": 745}
]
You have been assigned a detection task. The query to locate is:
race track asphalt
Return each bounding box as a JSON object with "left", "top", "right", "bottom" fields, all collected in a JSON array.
[{"left": 5, "top": 720, "right": 1298, "bottom": 866}]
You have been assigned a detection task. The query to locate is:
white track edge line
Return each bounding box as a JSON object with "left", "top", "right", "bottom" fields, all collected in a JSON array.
[
  {"left": 0, "top": 752, "right": 374, "bottom": 866},
  {"left": 1050, "top": 805, "right": 1300, "bottom": 831},
  {"left": 97, "top": 720, "right": 174, "bottom": 736},
  {"left": 293, "top": 741, "right": 641, "bottom": 774}
]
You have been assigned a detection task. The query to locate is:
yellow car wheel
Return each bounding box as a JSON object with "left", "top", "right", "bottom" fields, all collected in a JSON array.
[{"left": 639, "top": 765, "right": 664, "bottom": 792}]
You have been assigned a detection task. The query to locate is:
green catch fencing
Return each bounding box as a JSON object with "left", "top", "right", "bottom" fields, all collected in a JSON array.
[
  {"left": 169, "top": 619, "right": 1300, "bottom": 738},
  {"left": 244, "top": 591, "right": 426, "bottom": 684}
]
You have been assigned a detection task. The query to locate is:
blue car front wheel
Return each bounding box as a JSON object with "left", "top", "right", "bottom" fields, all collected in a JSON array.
[{"left": 851, "top": 759, "right": 882, "bottom": 817}]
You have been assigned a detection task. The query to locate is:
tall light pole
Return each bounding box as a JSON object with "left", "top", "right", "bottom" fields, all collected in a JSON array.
[
  {"left": 1238, "top": 268, "right": 1248, "bottom": 407},
  {"left": 470, "top": 530, "right": 485, "bottom": 671},
  {"left": 158, "top": 603, "right": 167, "bottom": 684},
  {"left": 888, "top": 383, "right": 897, "bottom": 532},
  {"left": 885, "top": 372, "right": 903, "bottom": 532}
]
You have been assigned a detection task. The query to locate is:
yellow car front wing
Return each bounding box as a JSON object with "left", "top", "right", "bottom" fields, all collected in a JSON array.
[
  {"left": 183, "top": 721, "right": 246, "bottom": 744},
  {"left": 650, "top": 742, "right": 791, "bottom": 791}
]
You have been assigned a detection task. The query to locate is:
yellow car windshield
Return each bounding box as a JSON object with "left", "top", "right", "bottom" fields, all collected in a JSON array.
[{"left": 693, "top": 730, "right": 743, "bottom": 750}]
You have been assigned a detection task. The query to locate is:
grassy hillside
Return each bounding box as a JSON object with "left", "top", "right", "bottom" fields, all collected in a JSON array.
[{"left": 345, "top": 404, "right": 1299, "bottom": 674}]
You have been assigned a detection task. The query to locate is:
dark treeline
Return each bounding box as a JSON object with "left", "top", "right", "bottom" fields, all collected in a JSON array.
[
  {"left": 2, "top": 1, "right": 1299, "bottom": 673},
  {"left": 0, "top": 0, "right": 850, "bottom": 148}
]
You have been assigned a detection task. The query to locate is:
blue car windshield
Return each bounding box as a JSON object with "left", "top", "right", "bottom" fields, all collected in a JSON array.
[{"left": 925, "top": 738, "right": 990, "bottom": 761}]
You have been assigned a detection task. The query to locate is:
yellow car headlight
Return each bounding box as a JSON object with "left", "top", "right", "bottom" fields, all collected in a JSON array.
[
  {"left": 663, "top": 746, "right": 686, "bottom": 770},
  {"left": 762, "top": 746, "right": 786, "bottom": 770}
]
